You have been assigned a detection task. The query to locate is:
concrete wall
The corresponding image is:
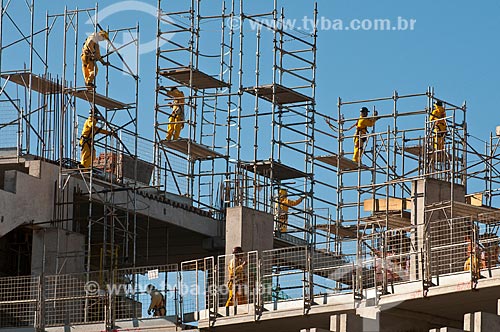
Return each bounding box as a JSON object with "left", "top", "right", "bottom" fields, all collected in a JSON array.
[
  {"left": 0, "top": 160, "right": 61, "bottom": 237},
  {"left": 225, "top": 206, "right": 273, "bottom": 254},
  {"left": 31, "top": 228, "right": 85, "bottom": 275}
]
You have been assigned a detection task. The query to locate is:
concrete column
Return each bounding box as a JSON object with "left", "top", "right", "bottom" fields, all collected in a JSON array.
[
  {"left": 410, "top": 178, "right": 466, "bottom": 280},
  {"left": 330, "top": 313, "right": 378, "bottom": 332},
  {"left": 429, "top": 328, "right": 463, "bottom": 332},
  {"left": 225, "top": 206, "right": 273, "bottom": 254},
  {"left": 464, "top": 312, "right": 500, "bottom": 331}
]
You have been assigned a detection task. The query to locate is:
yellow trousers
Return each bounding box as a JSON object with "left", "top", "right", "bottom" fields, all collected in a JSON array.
[
  {"left": 352, "top": 136, "right": 366, "bottom": 163},
  {"left": 225, "top": 281, "right": 246, "bottom": 307},
  {"left": 277, "top": 215, "right": 288, "bottom": 232},
  {"left": 80, "top": 143, "right": 95, "bottom": 168},
  {"left": 81, "top": 55, "right": 98, "bottom": 86},
  {"left": 166, "top": 115, "right": 183, "bottom": 140}
]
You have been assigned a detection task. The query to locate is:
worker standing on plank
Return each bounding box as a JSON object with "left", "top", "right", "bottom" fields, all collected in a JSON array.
[
  {"left": 275, "top": 189, "right": 305, "bottom": 233},
  {"left": 79, "top": 108, "right": 115, "bottom": 168},
  {"left": 429, "top": 100, "right": 447, "bottom": 151},
  {"left": 347, "top": 107, "right": 378, "bottom": 164},
  {"left": 81, "top": 30, "right": 110, "bottom": 89},
  {"left": 165, "top": 87, "right": 185, "bottom": 141}
]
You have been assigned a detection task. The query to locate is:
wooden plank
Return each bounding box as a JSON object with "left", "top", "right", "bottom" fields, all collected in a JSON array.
[
  {"left": 160, "top": 68, "right": 229, "bottom": 90},
  {"left": 71, "top": 89, "right": 130, "bottom": 110},
  {"left": 426, "top": 200, "right": 500, "bottom": 222},
  {"left": 465, "top": 193, "right": 483, "bottom": 207},
  {"left": 363, "top": 198, "right": 411, "bottom": 212},
  {"left": 244, "top": 84, "right": 312, "bottom": 105},
  {"left": 360, "top": 211, "right": 411, "bottom": 229},
  {"left": 316, "top": 153, "right": 368, "bottom": 171},
  {"left": 159, "top": 138, "right": 223, "bottom": 161},
  {"left": 240, "top": 160, "right": 308, "bottom": 180},
  {"left": 2, "top": 72, "right": 63, "bottom": 94},
  {"left": 315, "top": 223, "right": 358, "bottom": 238}
]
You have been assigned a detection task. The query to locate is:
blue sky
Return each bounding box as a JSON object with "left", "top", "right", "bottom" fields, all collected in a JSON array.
[
  {"left": 4, "top": 0, "right": 498, "bottom": 138},
  {"left": 2, "top": 0, "right": 499, "bottom": 206}
]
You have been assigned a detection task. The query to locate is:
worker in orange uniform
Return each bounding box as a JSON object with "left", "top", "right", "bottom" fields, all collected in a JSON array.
[
  {"left": 275, "top": 189, "right": 305, "bottom": 233},
  {"left": 146, "top": 284, "right": 166, "bottom": 316},
  {"left": 79, "top": 109, "right": 115, "bottom": 168},
  {"left": 81, "top": 30, "right": 110, "bottom": 89},
  {"left": 347, "top": 107, "right": 378, "bottom": 164},
  {"left": 166, "top": 87, "right": 185, "bottom": 141},
  {"left": 429, "top": 100, "right": 447, "bottom": 151},
  {"left": 225, "top": 246, "right": 247, "bottom": 307}
]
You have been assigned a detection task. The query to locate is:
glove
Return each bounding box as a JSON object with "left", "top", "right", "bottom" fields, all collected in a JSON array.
[
  {"left": 374, "top": 110, "right": 378, "bottom": 116},
  {"left": 147, "top": 309, "right": 152, "bottom": 315},
  {"left": 102, "top": 61, "right": 110, "bottom": 66}
]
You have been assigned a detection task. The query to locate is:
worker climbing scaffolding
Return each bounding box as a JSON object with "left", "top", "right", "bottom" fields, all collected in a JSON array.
[
  {"left": 347, "top": 107, "right": 378, "bottom": 164},
  {"left": 81, "top": 30, "right": 110, "bottom": 89},
  {"left": 79, "top": 108, "right": 116, "bottom": 168},
  {"left": 165, "top": 87, "right": 186, "bottom": 141},
  {"left": 275, "top": 189, "right": 305, "bottom": 233}
]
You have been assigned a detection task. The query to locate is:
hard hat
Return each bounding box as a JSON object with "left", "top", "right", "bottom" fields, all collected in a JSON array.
[
  {"left": 360, "top": 107, "right": 369, "bottom": 113},
  {"left": 146, "top": 284, "right": 156, "bottom": 294},
  {"left": 232, "top": 246, "right": 243, "bottom": 254},
  {"left": 435, "top": 100, "right": 443, "bottom": 106},
  {"left": 279, "top": 189, "right": 287, "bottom": 196},
  {"left": 98, "top": 30, "right": 109, "bottom": 40}
]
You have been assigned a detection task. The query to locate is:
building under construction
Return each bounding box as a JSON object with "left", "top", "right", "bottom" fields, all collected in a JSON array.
[{"left": 0, "top": 1, "right": 500, "bottom": 331}]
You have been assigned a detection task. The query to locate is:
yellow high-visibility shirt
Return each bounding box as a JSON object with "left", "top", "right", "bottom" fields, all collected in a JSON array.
[
  {"left": 166, "top": 89, "right": 185, "bottom": 120},
  {"left": 355, "top": 116, "right": 377, "bottom": 136},
  {"left": 82, "top": 34, "right": 103, "bottom": 61},
  {"left": 80, "top": 117, "right": 110, "bottom": 143},
  {"left": 430, "top": 105, "right": 446, "bottom": 132}
]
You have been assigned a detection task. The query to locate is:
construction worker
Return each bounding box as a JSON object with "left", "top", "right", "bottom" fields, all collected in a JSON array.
[
  {"left": 275, "top": 189, "right": 305, "bottom": 233},
  {"left": 225, "top": 246, "right": 247, "bottom": 307},
  {"left": 464, "top": 236, "right": 485, "bottom": 279},
  {"left": 165, "top": 87, "right": 185, "bottom": 141},
  {"left": 347, "top": 107, "right": 378, "bottom": 164},
  {"left": 429, "top": 100, "right": 447, "bottom": 151},
  {"left": 146, "top": 284, "right": 166, "bottom": 316},
  {"left": 81, "top": 30, "right": 110, "bottom": 89},
  {"left": 79, "top": 109, "right": 115, "bottom": 168}
]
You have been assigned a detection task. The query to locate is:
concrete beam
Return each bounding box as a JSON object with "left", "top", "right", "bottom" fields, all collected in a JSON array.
[
  {"left": 464, "top": 311, "right": 500, "bottom": 332},
  {"left": 429, "top": 328, "right": 463, "bottom": 332}
]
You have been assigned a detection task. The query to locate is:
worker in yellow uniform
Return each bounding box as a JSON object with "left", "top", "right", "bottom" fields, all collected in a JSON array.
[
  {"left": 226, "top": 246, "right": 247, "bottom": 307},
  {"left": 165, "top": 87, "right": 185, "bottom": 141},
  {"left": 79, "top": 109, "right": 115, "bottom": 168},
  {"left": 429, "top": 100, "right": 447, "bottom": 151},
  {"left": 275, "top": 189, "right": 305, "bottom": 233},
  {"left": 347, "top": 107, "right": 378, "bottom": 164},
  {"left": 146, "top": 284, "right": 166, "bottom": 316},
  {"left": 81, "top": 30, "right": 110, "bottom": 89}
]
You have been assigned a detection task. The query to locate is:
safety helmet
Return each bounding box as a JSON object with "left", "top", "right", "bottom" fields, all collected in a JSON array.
[
  {"left": 279, "top": 189, "right": 287, "bottom": 197},
  {"left": 98, "top": 30, "right": 109, "bottom": 40},
  {"left": 435, "top": 100, "right": 443, "bottom": 107},
  {"left": 232, "top": 246, "right": 243, "bottom": 254},
  {"left": 360, "top": 107, "right": 369, "bottom": 114},
  {"left": 146, "top": 284, "right": 155, "bottom": 293}
]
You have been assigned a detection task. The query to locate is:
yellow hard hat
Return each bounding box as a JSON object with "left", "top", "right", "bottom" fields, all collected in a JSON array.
[{"left": 98, "top": 30, "right": 109, "bottom": 40}]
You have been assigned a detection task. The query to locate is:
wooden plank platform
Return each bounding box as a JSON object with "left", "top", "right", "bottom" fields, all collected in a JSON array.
[
  {"left": 2, "top": 72, "right": 63, "bottom": 94},
  {"left": 426, "top": 200, "right": 500, "bottom": 222},
  {"left": 240, "top": 160, "right": 308, "bottom": 180},
  {"left": 71, "top": 89, "right": 130, "bottom": 110},
  {"left": 315, "top": 223, "right": 358, "bottom": 238},
  {"left": 316, "top": 153, "right": 368, "bottom": 171},
  {"left": 360, "top": 211, "right": 411, "bottom": 229},
  {"left": 402, "top": 145, "right": 423, "bottom": 156},
  {"left": 244, "top": 84, "right": 313, "bottom": 105},
  {"left": 160, "top": 68, "right": 229, "bottom": 90},
  {"left": 159, "top": 138, "right": 223, "bottom": 161}
]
